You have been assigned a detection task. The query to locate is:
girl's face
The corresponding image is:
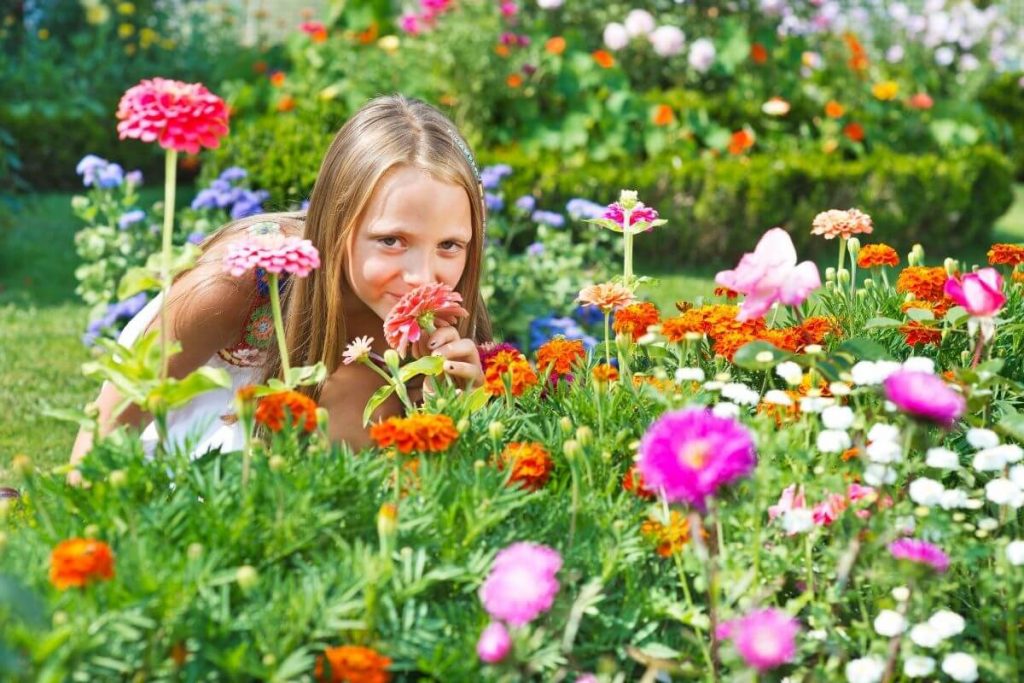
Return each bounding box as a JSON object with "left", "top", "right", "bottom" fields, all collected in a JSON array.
[{"left": 347, "top": 165, "right": 473, "bottom": 322}]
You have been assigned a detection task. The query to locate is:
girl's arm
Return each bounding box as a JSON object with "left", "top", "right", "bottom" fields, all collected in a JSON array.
[{"left": 69, "top": 249, "right": 255, "bottom": 473}]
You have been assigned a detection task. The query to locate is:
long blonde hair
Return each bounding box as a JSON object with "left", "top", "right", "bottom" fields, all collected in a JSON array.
[{"left": 194, "top": 95, "right": 491, "bottom": 399}]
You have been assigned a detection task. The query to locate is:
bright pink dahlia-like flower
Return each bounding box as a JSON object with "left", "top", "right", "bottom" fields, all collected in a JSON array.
[
  {"left": 476, "top": 621, "right": 511, "bottom": 663},
  {"left": 116, "top": 78, "right": 229, "bottom": 155},
  {"left": 602, "top": 201, "right": 660, "bottom": 229},
  {"left": 637, "top": 407, "right": 757, "bottom": 510},
  {"left": 480, "top": 542, "right": 562, "bottom": 626},
  {"left": 715, "top": 228, "right": 821, "bottom": 322},
  {"left": 383, "top": 282, "right": 468, "bottom": 358},
  {"left": 222, "top": 235, "right": 321, "bottom": 278},
  {"left": 945, "top": 268, "right": 1005, "bottom": 318},
  {"left": 717, "top": 608, "right": 800, "bottom": 672},
  {"left": 888, "top": 538, "right": 950, "bottom": 573},
  {"left": 883, "top": 370, "right": 965, "bottom": 428}
]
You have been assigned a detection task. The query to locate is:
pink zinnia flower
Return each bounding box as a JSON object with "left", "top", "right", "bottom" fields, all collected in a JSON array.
[
  {"left": 715, "top": 228, "right": 821, "bottom": 322},
  {"left": 477, "top": 621, "right": 511, "bottom": 663},
  {"left": 812, "top": 493, "right": 848, "bottom": 526},
  {"left": 222, "top": 235, "right": 321, "bottom": 278},
  {"left": 116, "top": 78, "right": 229, "bottom": 155},
  {"left": 398, "top": 12, "right": 420, "bottom": 34},
  {"left": 768, "top": 484, "right": 806, "bottom": 520},
  {"left": 884, "top": 370, "right": 965, "bottom": 428},
  {"left": 299, "top": 20, "right": 326, "bottom": 36},
  {"left": 847, "top": 483, "right": 876, "bottom": 502},
  {"left": 888, "top": 538, "right": 950, "bottom": 573},
  {"left": 383, "top": 283, "right": 468, "bottom": 358},
  {"left": 577, "top": 282, "right": 635, "bottom": 313},
  {"left": 945, "top": 268, "right": 1005, "bottom": 318},
  {"left": 602, "top": 201, "right": 660, "bottom": 230},
  {"left": 810, "top": 208, "right": 874, "bottom": 240},
  {"left": 637, "top": 407, "right": 757, "bottom": 510},
  {"left": 480, "top": 542, "right": 562, "bottom": 626},
  {"left": 717, "top": 608, "right": 800, "bottom": 672}
]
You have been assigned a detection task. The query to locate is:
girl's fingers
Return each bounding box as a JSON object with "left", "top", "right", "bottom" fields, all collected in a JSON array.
[
  {"left": 439, "top": 359, "right": 483, "bottom": 385},
  {"left": 431, "top": 337, "right": 479, "bottom": 363},
  {"left": 427, "top": 326, "right": 460, "bottom": 351}
]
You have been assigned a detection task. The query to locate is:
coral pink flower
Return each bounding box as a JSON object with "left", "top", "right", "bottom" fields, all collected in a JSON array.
[
  {"left": 908, "top": 93, "right": 934, "bottom": 110},
  {"left": 884, "top": 370, "right": 965, "bottom": 427},
  {"left": 717, "top": 608, "right": 800, "bottom": 672},
  {"left": 477, "top": 622, "right": 511, "bottom": 663},
  {"left": 577, "top": 282, "right": 635, "bottom": 313},
  {"left": 637, "top": 407, "right": 757, "bottom": 511},
  {"left": 116, "top": 78, "right": 229, "bottom": 155},
  {"left": 479, "top": 542, "right": 562, "bottom": 626},
  {"left": 715, "top": 228, "right": 821, "bottom": 322},
  {"left": 810, "top": 208, "right": 874, "bottom": 240},
  {"left": 602, "top": 202, "right": 660, "bottom": 230},
  {"left": 768, "top": 484, "right": 806, "bottom": 520},
  {"left": 222, "top": 235, "right": 321, "bottom": 278},
  {"left": 812, "top": 493, "right": 848, "bottom": 526},
  {"left": 300, "top": 20, "right": 326, "bottom": 36},
  {"left": 384, "top": 283, "right": 468, "bottom": 358},
  {"left": 945, "top": 268, "right": 1005, "bottom": 318},
  {"left": 888, "top": 538, "right": 950, "bottom": 573}
]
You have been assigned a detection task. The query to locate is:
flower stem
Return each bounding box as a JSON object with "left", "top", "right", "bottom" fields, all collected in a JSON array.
[
  {"left": 623, "top": 213, "right": 634, "bottom": 283},
  {"left": 268, "top": 272, "right": 291, "bottom": 378},
  {"left": 159, "top": 148, "right": 177, "bottom": 381},
  {"left": 837, "top": 237, "right": 848, "bottom": 281}
]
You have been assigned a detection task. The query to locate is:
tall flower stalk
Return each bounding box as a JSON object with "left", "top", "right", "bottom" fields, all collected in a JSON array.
[{"left": 586, "top": 189, "right": 665, "bottom": 286}]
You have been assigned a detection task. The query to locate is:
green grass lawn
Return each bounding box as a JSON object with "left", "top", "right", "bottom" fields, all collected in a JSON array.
[{"left": 3, "top": 185, "right": 1023, "bottom": 475}]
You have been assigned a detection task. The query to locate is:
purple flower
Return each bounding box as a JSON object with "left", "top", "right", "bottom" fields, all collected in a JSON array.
[
  {"left": 219, "top": 166, "right": 248, "bottom": 182},
  {"left": 485, "top": 192, "right": 504, "bottom": 212},
  {"left": 186, "top": 231, "right": 206, "bottom": 245},
  {"left": 717, "top": 608, "right": 799, "bottom": 672},
  {"left": 566, "top": 198, "right": 605, "bottom": 220},
  {"left": 637, "top": 407, "right": 757, "bottom": 510},
  {"left": 477, "top": 622, "right": 511, "bottom": 663},
  {"left": 75, "top": 154, "right": 106, "bottom": 186},
  {"left": 300, "top": 199, "right": 310, "bottom": 210},
  {"left": 884, "top": 370, "right": 965, "bottom": 427},
  {"left": 125, "top": 170, "right": 143, "bottom": 187},
  {"left": 481, "top": 164, "right": 512, "bottom": 190},
  {"left": 888, "top": 538, "right": 950, "bottom": 573},
  {"left": 96, "top": 163, "right": 124, "bottom": 188},
  {"left": 515, "top": 195, "right": 536, "bottom": 212},
  {"left": 531, "top": 210, "right": 565, "bottom": 227},
  {"left": 117, "top": 209, "right": 146, "bottom": 230},
  {"left": 82, "top": 293, "right": 150, "bottom": 345},
  {"left": 602, "top": 201, "right": 659, "bottom": 228},
  {"left": 479, "top": 542, "right": 562, "bottom": 626},
  {"left": 229, "top": 189, "right": 269, "bottom": 219},
  {"left": 527, "top": 242, "right": 545, "bottom": 256}
]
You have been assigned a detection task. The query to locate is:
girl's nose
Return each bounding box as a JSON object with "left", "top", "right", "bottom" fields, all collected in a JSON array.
[{"left": 402, "top": 253, "right": 435, "bottom": 287}]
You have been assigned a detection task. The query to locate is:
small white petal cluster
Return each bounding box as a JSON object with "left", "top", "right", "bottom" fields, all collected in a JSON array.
[
  {"left": 941, "top": 653, "right": 978, "bottom": 682},
  {"left": 800, "top": 396, "right": 836, "bottom": 414},
  {"left": 822, "top": 405, "right": 855, "bottom": 430},
  {"left": 850, "top": 360, "right": 901, "bottom": 386},
  {"left": 909, "top": 610, "right": 966, "bottom": 649},
  {"left": 985, "top": 478, "right": 1024, "bottom": 508},
  {"left": 763, "top": 389, "right": 793, "bottom": 406},
  {"left": 603, "top": 10, "right": 686, "bottom": 57},
  {"left": 721, "top": 382, "right": 759, "bottom": 406},
  {"left": 903, "top": 655, "right": 935, "bottom": 678},
  {"left": 845, "top": 656, "right": 885, "bottom": 683},
  {"left": 973, "top": 444, "right": 1024, "bottom": 472},
  {"left": 776, "top": 361, "right": 803, "bottom": 385},
  {"left": 926, "top": 447, "right": 960, "bottom": 469},
  {"left": 873, "top": 609, "right": 906, "bottom": 636},
  {"left": 966, "top": 428, "right": 999, "bottom": 449},
  {"left": 818, "top": 430, "right": 852, "bottom": 453},
  {"left": 1006, "top": 540, "right": 1024, "bottom": 566},
  {"left": 909, "top": 477, "right": 945, "bottom": 507},
  {"left": 782, "top": 508, "right": 814, "bottom": 535},
  {"left": 712, "top": 402, "right": 741, "bottom": 419},
  {"left": 675, "top": 367, "right": 705, "bottom": 382}
]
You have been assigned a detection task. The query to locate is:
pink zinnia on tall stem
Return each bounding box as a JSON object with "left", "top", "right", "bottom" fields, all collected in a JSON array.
[
  {"left": 717, "top": 608, "right": 800, "bottom": 672},
  {"left": 888, "top": 538, "right": 950, "bottom": 573},
  {"left": 479, "top": 542, "right": 562, "bottom": 626},
  {"left": 383, "top": 283, "right": 468, "bottom": 358},
  {"left": 637, "top": 407, "right": 757, "bottom": 511},
  {"left": 883, "top": 370, "right": 965, "bottom": 428}
]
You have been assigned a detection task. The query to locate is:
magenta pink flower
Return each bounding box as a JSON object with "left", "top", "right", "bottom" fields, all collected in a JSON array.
[
  {"left": 383, "top": 283, "right": 468, "bottom": 358},
  {"left": 477, "top": 622, "right": 512, "bottom": 663},
  {"left": 637, "top": 408, "right": 757, "bottom": 510},
  {"left": 888, "top": 538, "right": 950, "bottom": 573},
  {"left": 715, "top": 228, "right": 821, "bottom": 322},
  {"left": 945, "top": 268, "right": 1005, "bottom": 318},
  {"left": 479, "top": 542, "right": 562, "bottom": 626},
  {"left": 884, "top": 370, "right": 965, "bottom": 428},
  {"left": 812, "top": 493, "right": 847, "bottom": 526},
  {"left": 222, "top": 235, "right": 321, "bottom": 278},
  {"left": 398, "top": 13, "right": 420, "bottom": 34},
  {"left": 116, "top": 78, "right": 229, "bottom": 155},
  {"left": 602, "top": 202, "right": 660, "bottom": 230},
  {"left": 768, "top": 484, "right": 806, "bottom": 520},
  {"left": 846, "top": 483, "right": 876, "bottom": 502},
  {"left": 299, "top": 20, "right": 326, "bottom": 36},
  {"left": 717, "top": 608, "right": 800, "bottom": 672}
]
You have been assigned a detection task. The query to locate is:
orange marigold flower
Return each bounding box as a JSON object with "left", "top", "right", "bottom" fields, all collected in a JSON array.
[
  {"left": 592, "top": 49, "right": 614, "bottom": 68},
  {"left": 750, "top": 42, "right": 768, "bottom": 64},
  {"left": 256, "top": 390, "right": 318, "bottom": 433},
  {"left": 536, "top": 337, "right": 585, "bottom": 375},
  {"left": 484, "top": 350, "right": 539, "bottom": 397},
  {"left": 623, "top": 464, "right": 656, "bottom": 499},
  {"left": 276, "top": 95, "right": 295, "bottom": 112},
  {"left": 269, "top": 71, "right": 286, "bottom": 87},
  {"left": 632, "top": 374, "right": 678, "bottom": 394},
  {"left": 652, "top": 104, "right": 675, "bottom": 126},
  {"left": 825, "top": 100, "right": 845, "bottom": 118},
  {"left": 857, "top": 243, "right": 899, "bottom": 268},
  {"left": 759, "top": 327, "right": 802, "bottom": 353},
  {"left": 842, "top": 447, "right": 860, "bottom": 462},
  {"left": 498, "top": 442, "right": 553, "bottom": 491},
  {"left": 506, "top": 73, "right": 523, "bottom": 88},
  {"left": 50, "top": 538, "right": 115, "bottom": 590},
  {"left": 315, "top": 645, "right": 392, "bottom": 683},
  {"left": 896, "top": 266, "right": 949, "bottom": 303},
  {"left": 799, "top": 316, "right": 838, "bottom": 346},
  {"left": 592, "top": 363, "right": 619, "bottom": 384},
  {"left": 369, "top": 413, "right": 459, "bottom": 454},
  {"left": 545, "top": 36, "right": 566, "bottom": 55},
  {"left": 712, "top": 330, "right": 759, "bottom": 361},
  {"left": 356, "top": 22, "right": 378, "bottom": 45},
  {"left": 843, "top": 122, "right": 865, "bottom": 142},
  {"left": 640, "top": 510, "right": 692, "bottom": 557},
  {"left": 988, "top": 243, "right": 1024, "bottom": 266},
  {"left": 661, "top": 314, "right": 702, "bottom": 342},
  {"left": 713, "top": 286, "right": 739, "bottom": 299},
  {"left": 901, "top": 299, "right": 949, "bottom": 319},
  {"left": 613, "top": 301, "right": 660, "bottom": 341},
  {"left": 900, "top": 322, "right": 941, "bottom": 347},
  {"left": 1014, "top": 271, "right": 1024, "bottom": 284},
  {"left": 494, "top": 44, "right": 510, "bottom": 57},
  {"left": 728, "top": 129, "right": 755, "bottom": 155}
]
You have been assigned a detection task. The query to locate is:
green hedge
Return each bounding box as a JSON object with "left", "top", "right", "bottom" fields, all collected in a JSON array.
[
  {"left": 490, "top": 144, "right": 1015, "bottom": 265},
  {"left": 979, "top": 72, "right": 1024, "bottom": 180}
]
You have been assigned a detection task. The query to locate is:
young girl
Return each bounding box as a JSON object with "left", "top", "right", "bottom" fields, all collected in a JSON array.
[{"left": 70, "top": 95, "right": 491, "bottom": 472}]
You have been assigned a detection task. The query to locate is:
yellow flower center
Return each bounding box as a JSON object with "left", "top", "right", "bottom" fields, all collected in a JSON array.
[{"left": 677, "top": 440, "right": 709, "bottom": 469}]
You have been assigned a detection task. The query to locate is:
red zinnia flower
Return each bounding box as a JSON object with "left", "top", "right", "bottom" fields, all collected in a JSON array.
[{"left": 116, "top": 78, "right": 229, "bottom": 154}]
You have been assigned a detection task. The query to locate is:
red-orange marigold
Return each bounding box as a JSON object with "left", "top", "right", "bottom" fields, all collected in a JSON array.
[
  {"left": 498, "top": 441, "right": 553, "bottom": 491},
  {"left": 900, "top": 322, "right": 941, "bottom": 347},
  {"left": 640, "top": 511, "right": 692, "bottom": 557},
  {"left": 536, "top": 337, "right": 585, "bottom": 375},
  {"left": 857, "top": 243, "right": 899, "bottom": 269},
  {"left": 896, "top": 266, "right": 949, "bottom": 303},
  {"left": 484, "top": 350, "right": 539, "bottom": 397},
  {"left": 592, "top": 363, "right": 619, "bottom": 383},
  {"left": 988, "top": 243, "right": 1024, "bottom": 267},
  {"left": 369, "top": 413, "right": 459, "bottom": 454},
  {"left": 315, "top": 645, "right": 392, "bottom": 683},
  {"left": 623, "top": 465, "right": 655, "bottom": 499},
  {"left": 613, "top": 301, "right": 661, "bottom": 341},
  {"left": 50, "top": 538, "right": 115, "bottom": 590},
  {"left": 255, "top": 390, "right": 318, "bottom": 433}
]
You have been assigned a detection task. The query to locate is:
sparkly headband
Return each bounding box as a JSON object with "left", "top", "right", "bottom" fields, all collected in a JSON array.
[{"left": 447, "top": 128, "right": 487, "bottom": 232}]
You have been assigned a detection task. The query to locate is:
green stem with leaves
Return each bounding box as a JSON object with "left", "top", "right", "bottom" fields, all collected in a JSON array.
[
  {"left": 159, "top": 149, "right": 177, "bottom": 381},
  {"left": 268, "top": 272, "right": 290, "bottom": 378}
]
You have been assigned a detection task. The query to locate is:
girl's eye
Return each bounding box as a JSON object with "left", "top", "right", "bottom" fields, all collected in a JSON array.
[
  {"left": 377, "top": 236, "right": 401, "bottom": 247},
  {"left": 439, "top": 241, "right": 463, "bottom": 252}
]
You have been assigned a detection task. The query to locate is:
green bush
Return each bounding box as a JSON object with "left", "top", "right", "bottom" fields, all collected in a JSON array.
[
  {"left": 979, "top": 72, "right": 1024, "bottom": 179},
  {"left": 491, "top": 144, "right": 1015, "bottom": 266}
]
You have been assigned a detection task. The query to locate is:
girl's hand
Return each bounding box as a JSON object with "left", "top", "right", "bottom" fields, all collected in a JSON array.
[{"left": 412, "top": 324, "right": 483, "bottom": 389}]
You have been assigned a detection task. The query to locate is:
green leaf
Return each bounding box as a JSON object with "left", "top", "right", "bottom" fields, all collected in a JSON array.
[
  {"left": 41, "top": 407, "right": 96, "bottom": 430},
  {"left": 905, "top": 308, "right": 935, "bottom": 322},
  {"left": 997, "top": 410, "right": 1024, "bottom": 444},
  {"left": 284, "top": 362, "right": 327, "bottom": 388},
  {"left": 461, "top": 386, "right": 491, "bottom": 413},
  {"left": 863, "top": 317, "right": 903, "bottom": 329},
  {"left": 117, "top": 266, "right": 161, "bottom": 300},
  {"left": 835, "top": 337, "right": 890, "bottom": 361},
  {"left": 146, "top": 367, "right": 232, "bottom": 412},
  {"left": 731, "top": 340, "right": 789, "bottom": 371},
  {"left": 944, "top": 306, "right": 969, "bottom": 325},
  {"left": 363, "top": 384, "right": 395, "bottom": 427},
  {"left": 398, "top": 355, "right": 445, "bottom": 383}
]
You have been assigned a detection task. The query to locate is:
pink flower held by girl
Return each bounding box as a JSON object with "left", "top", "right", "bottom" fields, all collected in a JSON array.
[
  {"left": 383, "top": 282, "right": 468, "bottom": 358},
  {"left": 479, "top": 542, "right": 562, "bottom": 626},
  {"left": 637, "top": 407, "right": 757, "bottom": 510},
  {"left": 715, "top": 228, "right": 821, "bottom": 322},
  {"left": 884, "top": 370, "right": 965, "bottom": 428},
  {"left": 222, "top": 235, "right": 321, "bottom": 278},
  {"left": 477, "top": 622, "right": 512, "bottom": 663},
  {"left": 116, "top": 78, "right": 229, "bottom": 155},
  {"left": 888, "top": 538, "right": 950, "bottom": 573},
  {"left": 718, "top": 608, "right": 800, "bottom": 671}
]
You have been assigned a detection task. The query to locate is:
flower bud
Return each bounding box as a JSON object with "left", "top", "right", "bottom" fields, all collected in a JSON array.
[
  {"left": 108, "top": 469, "right": 127, "bottom": 488},
  {"left": 837, "top": 268, "right": 851, "bottom": 285},
  {"left": 804, "top": 344, "right": 823, "bottom": 355},
  {"left": 944, "top": 257, "right": 958, "bottom": 276},
  {"left": 52, "top": 610, "right": 68, "bottom": 627},
  {"left": 862, "top": 277, "right": 874, "bottom": 289},
  {"left": 856, "top": 288, "right": 868, "bottom": 300},
  {"left": 377, "top": 502, "right": 398, "bottom": 538},
  {"left": 683, "top": 331, "right": 702, "bottom": 342},
  {"left": 474, "top": 459, "right": 486, "bottom": 470},
  {"left": 825, "top": 267, "right": 836, "bottom": 283},
  {"left": 84, "top": 524, "right": 100, "bottom": 538},
  {"left": 383, "top": 349, "right": 401, "bottom": 371},
  {"left": 268, "top": 455, "right": 286, "bottom": 471},
  {"left": 601, "top": 450, "right": 612, "bottom": 462},
  {"left": 71, "top": 195, "right": 89, "bottom": 211},
  {"left": 262, "top": 654, "right": 276, "bottom": 667},
  {"left": 847, "top": 237, "right": 861, "bottom": 257},
  {"left": 457, "top": 418, "right": 469, "bottom": 433},
  {"left": 559, "top": 416, "right": 573, "bottom": 434},
  {"left": 618, "top": 189, "right": 639, "bottom": 210},
  {"left": 84, "top": 402, "right": 100, "bottom": 419},
  {"left": 187, "top": 542, "right": 204, "bottom": 560},
  {"left": 235, "top": 565, "right": 259, "bottom": 591},
  {"left": 563, "top": 439, "right": 581, "bottom": 459},
  {"left": 488, "top": 421, "right": 505, "bottom": 440},
  {"left": 575, "top": 426, "right": 593, "bottom": 446},
  {"left": 434, "top": 398, "right": 448, "bottom": 410}
]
